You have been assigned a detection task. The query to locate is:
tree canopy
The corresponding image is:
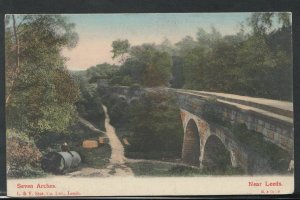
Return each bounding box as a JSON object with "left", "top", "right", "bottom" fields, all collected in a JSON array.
[
  {"left": 106, "top": 13, "right": 292, "bottom": 101},
  {"left": 111, "top": 39, "right": 131, "bottom": 63},
  {"left": 110, "top": 43, "right": 172, "bottom": 87},
  {"left": 5, "top": 14, "right": 80, "bottom": 137}
]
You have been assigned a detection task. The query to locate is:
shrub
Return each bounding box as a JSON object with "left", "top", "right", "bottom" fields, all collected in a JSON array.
[
  {"left": 7, "top": 129, "right": 45, "bottom": 178},
  {"left": 130, "top": 83, "right": 141, "bottom": 90},
  {"left": 8, "top": 165, "right": 46, "bottom": 178},
  {"left": 125, "top": 92, "right": 183, "bottom": 159}
]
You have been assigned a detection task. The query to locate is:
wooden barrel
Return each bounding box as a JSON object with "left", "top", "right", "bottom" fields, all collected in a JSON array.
[{"left": 41, "top": 151, "right": 81, "bottom": 174}]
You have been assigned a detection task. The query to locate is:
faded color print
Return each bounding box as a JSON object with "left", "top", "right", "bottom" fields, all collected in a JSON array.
[{"left": 6, "top": 13, "right": 293, "bottom": 196}]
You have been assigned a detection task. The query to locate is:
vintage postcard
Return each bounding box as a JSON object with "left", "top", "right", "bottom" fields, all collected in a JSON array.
[{"left": 5, "top": 13, "right": 294, "bottom": 196}]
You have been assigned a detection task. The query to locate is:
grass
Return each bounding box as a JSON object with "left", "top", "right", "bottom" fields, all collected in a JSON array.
[
  {"left": 70, "top": 121, "right": 112, "bottom": 169},
  {"left": 74, "top": 144, "right": 111, "bottom": 169},
  {"left": 39, "top": 121, "right": 112, "bottom": 171},
  {"left": 117, "top": 130, "right": 182, "bottom": 161},
  {"left": 7, "top": 165, "right": 49, "bottom": 179},
  {"left": 127, "top": 162, "right": 244, "bottom": 177},
  {"left": 125, "top": 151, "right": 181, "bottom": 161}
]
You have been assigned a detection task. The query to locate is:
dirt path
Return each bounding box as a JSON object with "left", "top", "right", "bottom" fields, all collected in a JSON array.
[
  {"left": 70, "top": 105, "right": 133, "bottom": 177},
  {"left": 100, "top": 105, "right": 133, "bottom": 176},
  {"left": 71, "top": 105, "right": 198, "bottom": 177},
  {"left": 102, "top": 105, "right": 126, "bottom": 165}
]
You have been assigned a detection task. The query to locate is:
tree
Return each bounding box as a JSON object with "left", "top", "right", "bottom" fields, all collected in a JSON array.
[
  {"left": 197, "top": 27, "right": 222, "bottom": 49},
  {"left": 177, "top": 40, "right": 208, "bottom": 90},
  {"left": 157, "top": 38, "right": 175, "bottom": 55},
  {"left": 126, "top": 92, "right": 183, "bottom": 158},
  {"left": 5, "top": 15, "right": 20, "bottom": 107},
  {"left": 111, "top": 39, "right": 131, "bottom": 63},
  {"left": 107, "top": 12, "right": 292, "bottom": 100},
  {"left": 175, "top": 36, "right": 198, "bottom": 55},
  {"left": 203, "top": 39, "right": 240, "bottom": 92},
  {"left": 248, "top": 12, "right": 291, "bottom": 35},
  {"left": 172, "top": 16, "right": 292, "bottom": 100},
  {"left": 130, "top": 44, "right": 172, "bottom": 87},
  {"left": 86, "top": 63, "right": 119, "bottom": 83},
  {"left": 111, "top": 43, "right": 172, "bottom": 87},
  {"left": 7, "top": 129, "right": 43, "bottom": 177},
  {"left": 72, "top": 70, "right": 105, "bottom": 125},
  {"left": 170, "top": 55, "right": 185, "bottom": 88},
  {"left": 217, "top": 14, "right": 292, "bottom": 100},
  {"left": 5, "top": 14, "right": 80, "bottom": 137},
  {"left": 175, "top": 29, "right": 224, "bottom": 90}
]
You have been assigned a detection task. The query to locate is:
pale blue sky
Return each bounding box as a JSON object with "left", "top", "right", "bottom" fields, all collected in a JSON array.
[{"left": 62, "top": 13, "right": 251, "bottom": 70}]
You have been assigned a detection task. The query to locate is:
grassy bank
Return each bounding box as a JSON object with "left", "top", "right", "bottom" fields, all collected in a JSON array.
[
  {"left": 38, "top": 121, "right": 111, "bottom": 172},
  {"left": 73, "top": 144, "right": 111, "bottom": 169},
  {"left": 127, "top": 161, "right": 244, "bottom": 177},
  {"left": 69, "top": 122, "right": 111, "bottom": 169}
]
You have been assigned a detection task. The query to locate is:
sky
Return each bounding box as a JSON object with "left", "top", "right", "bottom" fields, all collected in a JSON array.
[{"left": 61, "top": 13, "right": 251, "bottom": 71}]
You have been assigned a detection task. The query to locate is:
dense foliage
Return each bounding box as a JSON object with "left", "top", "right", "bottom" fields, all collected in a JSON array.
[
  {"left": 102, "top": 89, "right": 184, "bottom": 160},
  {"left": 71, "top": 70, "right": 105, "bottom": 126},
  {"left": 7, "top": 129, "right": 45, "bottom": 178},
  {"left": 85, "top": 63, "right": 119, "bottom": 84},
  {"left": 126, "top": 92, "right": 183, "bottom": 155},
  {"left": 111, "top": 43, "right": 172, "bottom": 87},
  {"left": 108, "top": 13, "right": 292, "bottom": 101},
  {"left": 5, "top": 12, "right": 293, "bottom": 177},
  {"left": 5, "top": 15, "right": 80, "bottom": 138},
  {"left": 5, "top": 15, "right": 80, "bottom": 177}
]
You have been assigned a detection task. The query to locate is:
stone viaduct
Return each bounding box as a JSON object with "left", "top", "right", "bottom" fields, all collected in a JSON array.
[{"left": 99, "top": 85, "right": 294, "bottom": 174}]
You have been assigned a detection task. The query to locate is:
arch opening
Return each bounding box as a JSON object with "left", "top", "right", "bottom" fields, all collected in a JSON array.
[
  {"left": 182, "top": 119, "right": 200, "bottom": 166},
  {"left": 203, "top": 135, "right": 231, "bottom": 173}
]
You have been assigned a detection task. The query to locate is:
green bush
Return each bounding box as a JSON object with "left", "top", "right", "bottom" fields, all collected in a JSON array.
[
  {"left": 127, "top": 162, "right": 244, "bottom": 176},
  {"left": 7, "top": 129, "right": 46, "bottom": 178},
  {"left": 124, "top": 92, "right": 183, "bottom": 159},
  {"left": 73, "top": 144, "right": 111, "bottom": 169},
  {"left": 130, "top": 83, "right": 141, "bottom": 90},
  {"left": 8, "top": 165, "right": 46, "bottom": 178}
]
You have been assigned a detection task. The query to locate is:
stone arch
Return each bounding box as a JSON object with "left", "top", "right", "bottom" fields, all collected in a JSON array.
[
  {"left": 182, "top": 119, "right": 201, "bottom": 166},
  {"left": 129, "top": 97, "right": 139, "bottom": 105},
  {"left": 117, "top": 95, "right": 127, "bottom": 102},
  {"left": 202, "top": 135, "right": 231, "bottom": 172}
]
